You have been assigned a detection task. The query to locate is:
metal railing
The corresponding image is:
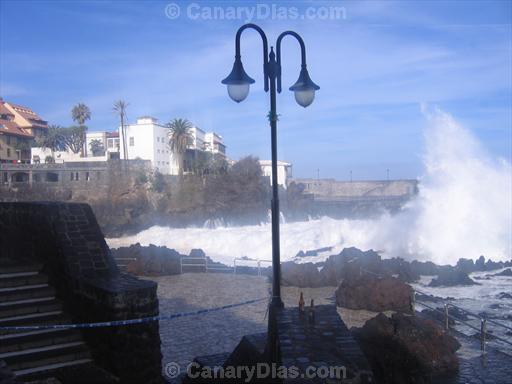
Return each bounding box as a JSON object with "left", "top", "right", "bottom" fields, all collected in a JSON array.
[
  {"left": 233, "top": 258, "right": 272, "bottom": 276},
  {"left": 180, "top": 256, "right": 233, "bottom": 274},
  {"left": 359, "top": 267, "right": 512, "bottom": 354}
]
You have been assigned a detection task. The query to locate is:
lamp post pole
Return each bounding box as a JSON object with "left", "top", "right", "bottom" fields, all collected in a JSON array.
[{"left": 222, "top": 23, "right": 319, "bottom": 361}]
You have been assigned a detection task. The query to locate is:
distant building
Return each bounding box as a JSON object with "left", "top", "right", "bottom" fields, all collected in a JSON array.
[
  {"left": 32, "top": 131, "right": 120, "bottom": 163},
  {"left": 259, "top": 160, "right": 292, "bottom": 187},
  {"left": 0, "top": 99, "right": 48, "bottom": 163},
  {"left": 120, "top": 117, "right": 226, "bottom": 175},
  {"left": 119, "top": 116, "right": 174, "bottom": 174}
]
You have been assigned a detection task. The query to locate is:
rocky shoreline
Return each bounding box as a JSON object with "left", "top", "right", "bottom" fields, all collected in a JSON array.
[{"left": 110, "top": 244, "right": 511, "bottom": 383}]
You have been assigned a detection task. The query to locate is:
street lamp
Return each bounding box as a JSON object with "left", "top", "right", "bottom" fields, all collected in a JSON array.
[{"left": 222, "top": 24, "right": 319, "bottom": 310}]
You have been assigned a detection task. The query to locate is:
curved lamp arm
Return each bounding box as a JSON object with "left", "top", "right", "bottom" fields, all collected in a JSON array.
[
  {"left": 235, "top": 23, "right": 269, "bottom": 92},
  {"left": 276, "top": 31, "right": 307, "bottom": 93}
]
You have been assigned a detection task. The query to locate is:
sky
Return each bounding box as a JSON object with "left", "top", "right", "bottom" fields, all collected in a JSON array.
[{"left": 1, "top": 0, "right": 511, "bottom": 180}]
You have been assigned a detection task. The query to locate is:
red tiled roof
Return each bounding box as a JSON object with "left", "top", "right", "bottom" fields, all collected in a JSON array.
[
  {"left": 8, "top": 103, "right": 48, "bottom": 129},
  {"left": 0, "top": 103, "right": 14, "bottom": 117},
  {"left": 106, "top": 131, "right": 119, "bottom": 138},
  {"left": 0, "top": 120, "right": 34, "bottom": 138}
]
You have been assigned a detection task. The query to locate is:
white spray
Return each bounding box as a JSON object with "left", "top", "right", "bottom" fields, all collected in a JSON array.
[{"left": 107, "top": 107, "right": 512, "bottom": 265}]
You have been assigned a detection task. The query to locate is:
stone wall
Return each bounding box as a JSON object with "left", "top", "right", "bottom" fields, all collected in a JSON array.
[
  {"left": 0, "top": 160, "right": 150, "bottom": 201},
  {"left": 291, "top": 178, "right": 418, "bottom": 199},
  {"left": 0, "top": 202, "right": 163, "bottom": 383}
]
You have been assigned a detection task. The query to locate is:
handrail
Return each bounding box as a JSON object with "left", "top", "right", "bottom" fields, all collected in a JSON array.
[{"left": 233, "top": 258, "right": 272, "bottom": 276}]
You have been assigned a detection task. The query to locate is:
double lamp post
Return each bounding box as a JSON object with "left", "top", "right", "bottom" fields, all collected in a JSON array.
[{"left": 222, "top": 23, "right": 319, "bottom": 358}]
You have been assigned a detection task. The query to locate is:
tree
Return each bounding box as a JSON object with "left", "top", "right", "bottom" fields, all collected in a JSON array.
[
  {"left": 89, "top": 138, "right": 105, "bottom": 157},
  {"left": 71, "top": 103, "right": 91, "bottom": 156},
  {"left": 36, "top": 125, "right": 66, "bottom": 159},
  {"left": 61, "top": 126, "right": 86, "bottom": 154},
  {"left": 113, "top": 100, "right": 129, "bottom": 160},
  {"left": 167, "top": 118, "right": 193, "bottom": 176}
]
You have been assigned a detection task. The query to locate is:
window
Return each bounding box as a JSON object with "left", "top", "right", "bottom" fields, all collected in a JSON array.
[
  {"left": 71, "top": 172, "right": 74, "bottom": 181},
  {"left": 6, "top": 136, "right": 11, "bottom": 145},
  {"left": 7, "top": 148, "right": 10, "bottom": 157},
  {"left": 157, "top": 137, "right": 160, "bottom": 143},
  {"left": 129, "top": 137, "right": 134, "bottom": 146},
  {"left": 157, "top": 149, "right": 160, "bottom": 154},
  {"left": 86, "top": 172, "right": 90, "bottom": 181},
  {"left": 107, "top": 139, "right": 113, "bottom": 149},
  {"left": 75, "top": 172, "right": 79, "bottom": 181}
]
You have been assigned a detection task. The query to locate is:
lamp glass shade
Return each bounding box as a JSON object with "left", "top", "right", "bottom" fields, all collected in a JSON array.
[
  {"left": 289, "top": 67, "right": 320, "bottom": 108},
  {"left": 227, "top": 83, "right": 250, "bottom": 103},
  {"left": 222, "top": 57, "right": 255, "bottom": 103},
  {"left": 294, "top": 89, "right": 316, "bottom": 108}
]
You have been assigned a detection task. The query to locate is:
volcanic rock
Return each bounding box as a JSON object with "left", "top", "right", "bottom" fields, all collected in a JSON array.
[
  {"left": 410, "top": 260, "right": 439, "bottom": 276},
  {"left": 111, "top": 243, "right": 182, "bottom": 275},
  {"left": 335, "top": 274, "right": 414, "bottom": 313},
  {"left": 429, "top": 268, "right": 479, "bottom": 287},
  {"left": 281, "top": 261, "right": 324, "bottom": 288},
  {"left": 353, "top": 313, "right": 460, "bottom": 384},
  {"left": 456, "top": 258, "right": 475, "bottom": 274},
  {"left": 497, "top": 292, "right": 512, "bottom": 300},
  {"left": 321, "top": 247, "right": 384, "bottom": 286}
]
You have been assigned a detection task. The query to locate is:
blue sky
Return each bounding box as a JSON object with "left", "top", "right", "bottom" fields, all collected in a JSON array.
[{"left": 1, "top": 0, "right": 511, "bottom": 179}]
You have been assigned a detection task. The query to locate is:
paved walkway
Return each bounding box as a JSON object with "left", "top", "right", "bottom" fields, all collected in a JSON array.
[{"left": 145, "top": 273, "right": 511, "bottom": 383}]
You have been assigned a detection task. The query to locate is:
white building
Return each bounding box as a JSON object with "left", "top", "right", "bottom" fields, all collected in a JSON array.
[
  {"left": 119, "top": 116, "right": 174, "bottom": 174},
  {"left": 189, "top": 127, "right": 226, "bottom": 157},
  {"left": 259, "top": 160, "right": 292, "bottom": 187},
  {"left": 31, "top": 131, "right": 119, "bottom": 163}
]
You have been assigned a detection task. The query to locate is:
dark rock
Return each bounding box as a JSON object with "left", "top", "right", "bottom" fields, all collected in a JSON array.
[
  {"left": 429, "top": 268, "right": 479, "bottom": 287},
  {"left": 497, "top": 292, "right": 512, "bottom": 299},
  {"left": 381, "top": 258, "right": 420, "bottom": 282},
  {"left": 320, "top": 247, "right": 384, "bottom": 286},
  {"left": 111, "top": 243, "right": 182, "bottom": 276},
  {"left": 475, "top": 255, "right": 486, "bottom": 271},
  {"left": 410, "top": 260, "right": 439, "bottom": 276},
  {"left": 485, "top": 259, "right": 504, "bottom": 271},
  {"left": 421, "top": 308, "right": 455, "bottom": 326},
  {"left": 353, "top": 313, "right": 460, "bottom": 384},
  {"left": 281, "top": 261, "right": 324, "bottom": 288},
  {"left": 189, "top": 248, "right": 206, "bottom": 258},
  {"left": 335, "top": 274, "right": 413, "bottom": 313},
  {"left": 492, "top": 268, "right": 512, "bottom": 276},
  {"left": 295, "top": 250, "right": 306, "bottom": 258},
  {"left": 456, "top": 258, "right": 475, "bottom": 274}
]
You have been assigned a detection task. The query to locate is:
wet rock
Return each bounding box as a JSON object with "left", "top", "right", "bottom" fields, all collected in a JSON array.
[
  {"left": 320, "top": 247, "right": 384, "bottom": 286},
  {"left": 429, "top": 268, "right": 479, "bottom": 287},
  {"left": 475, "top": 255, "right": 486, "bottom": 271},
  {"left": 382, "top": 258, "right": 420, "bottom": 282},
  {"left": 281, "top": 261, "right": 324, "bottom": 288},
  {"left": 492, "top": 268, "right": 512, "bottom": 277},
  {"left": 353, "top": 313, "right": 460, "bottom": 384},
  {"left": 335, "top": 274, "right": 414, "bottom": 313},
  {"left": 456, "top": 258, "right": 475, "bottom": 274}
]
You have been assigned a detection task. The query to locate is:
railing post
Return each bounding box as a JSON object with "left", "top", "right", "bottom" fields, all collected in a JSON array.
[
  {"left": 444, "top": 304, "right": 449, "bottom": 331},
  {"left": 233, "top": 259, "right": 236, "bottom": 275},
  {"left": 411, "top": 290, "right": 416, "bottom": 315},
  {"left": 480, "top": 317, "right": 487, "bottom": 354},
  {"left": 180, "top": 256, "right": 183, "bottom": 274}
]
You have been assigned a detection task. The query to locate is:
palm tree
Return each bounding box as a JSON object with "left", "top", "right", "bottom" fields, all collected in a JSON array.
[
  {"left": 113, "top": 100, "right": 129, "bottom": 161},
  {"left": 36, "top": 125, "right": 65, "bottom": 160},
  {"left": 71, "top": 103, "right": 91, "bottom": 156},
  {"left": 167, "top": 118, "right": 193, "bottom": 176}
]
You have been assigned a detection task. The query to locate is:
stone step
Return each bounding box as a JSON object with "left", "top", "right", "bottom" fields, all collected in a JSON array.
[
  {"left": 0, "top": 262, "right": 43, "bottom": 275},
  {"left": 13, "top": 358, "right": 93, "bottom": 378},
  {"left": 0, "top": 273, "right": 48, "bottom": 289},
  {"left": 0, "top": 284, "right": 55, "bottom": 302},
  {"left": 0, "top": 310, "right": 67, "bottom": 330},
  {"left": 0, "top": 328, "right": 82, "bottom": 353},
  {"left": 0, "top": 297, "right": 61, "bottom": 319},
  {"left": 1, "top": 341, "right": 91, "bottom": 372}
]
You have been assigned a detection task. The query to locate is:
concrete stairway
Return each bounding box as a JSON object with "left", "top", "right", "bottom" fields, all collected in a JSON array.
[{"left": 0, "top": 260, "right": 115, "bottom": 382}]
